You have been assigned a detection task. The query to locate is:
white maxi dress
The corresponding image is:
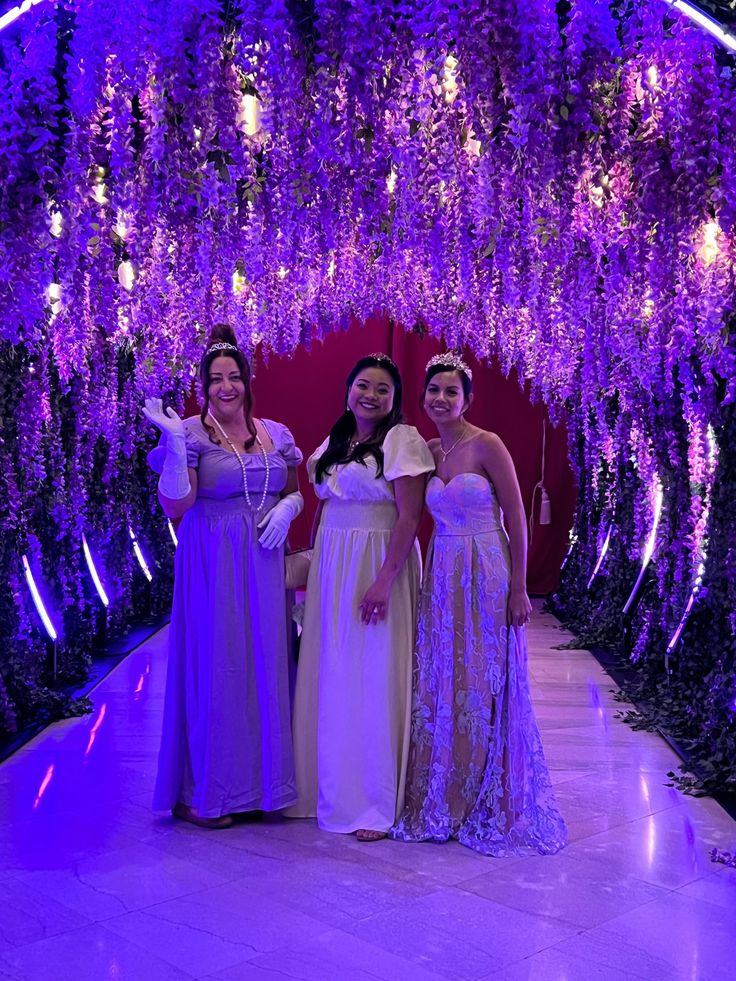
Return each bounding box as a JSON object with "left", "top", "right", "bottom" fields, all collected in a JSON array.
[{"left": 288, "top": 424, "right": 434, "bottom": 832}]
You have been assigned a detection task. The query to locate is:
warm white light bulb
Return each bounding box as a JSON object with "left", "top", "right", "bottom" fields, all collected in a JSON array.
[
  {"left": 698, "top": 220, "right": 721, "bottom": 266},
  {"left": 239, "top": 94, "right": 261, "bottom": 136},
  {"left": 117, "top": 261, "right": 135, "bottom": 291}
]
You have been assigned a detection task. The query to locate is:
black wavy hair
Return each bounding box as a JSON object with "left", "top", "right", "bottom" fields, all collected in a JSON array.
[
  {"left": 315, "top": 354, "right": 404, "bottom": 483},
  {"left": 423, "top": 361, "right": 473, "bottom": 404},
  {"left": 199, "top": 324, "right": 257, "bottom": 450}
]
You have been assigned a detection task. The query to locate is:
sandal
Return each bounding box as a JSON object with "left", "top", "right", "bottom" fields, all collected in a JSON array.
[
  {"left": 172, "top": 803, "right": 233, "bottom": 829},
  {"left": 356, "top": 828, "right": 387, "bottom": 842}
]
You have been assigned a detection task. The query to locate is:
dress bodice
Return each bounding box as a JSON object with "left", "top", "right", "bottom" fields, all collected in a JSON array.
[
  {"left": 427, "top": 473, "right": 504, "bottom": 536},
  {"left": 308, "top": 425, "right": 434, "bottom": 504},
  {"left": 148, "top": 417, "right": 302, "bottom": 503}
]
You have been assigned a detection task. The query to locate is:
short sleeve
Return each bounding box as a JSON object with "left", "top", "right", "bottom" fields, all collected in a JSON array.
[
  {"left": 307, "top": 437, "right": 330, "bottom": 484},
  {"left": 272, "top": 421, "right": 303, "bottom": 468},
  {"left": 146, "top": 425, "right": 200, "bottom": 474},
  {"left": 382, "top": 425, "right": 435, "bottom": 481}
]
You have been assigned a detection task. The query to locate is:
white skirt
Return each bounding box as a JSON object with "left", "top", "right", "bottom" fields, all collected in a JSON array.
[{"left": 287, "top": 499, "right": 420, "bottom": 832}]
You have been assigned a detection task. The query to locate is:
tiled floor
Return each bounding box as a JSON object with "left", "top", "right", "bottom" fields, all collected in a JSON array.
[{"left": 0, "top": 605, "right": 734, "bottom": 980}]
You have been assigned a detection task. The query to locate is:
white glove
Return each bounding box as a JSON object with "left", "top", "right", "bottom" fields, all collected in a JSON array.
[
  {"left": 257, "top": 492, "right": 304, "bottom": 549},
  {"left": 143, "top": 397, "right": 185, "bottom": 439},
  {"left": 143, "top": 398, "right": 190, "bottom": 500}
]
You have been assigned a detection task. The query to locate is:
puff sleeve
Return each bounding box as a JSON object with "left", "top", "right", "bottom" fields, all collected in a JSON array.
[
  {"left": 382, "top": 425, "right": 435, "bottom": 481},
  {"left": 273, "top": 422, "right": 303, "bottom": 468},
  {"left": 306, "top": 437, "right": 330, "bottom": 485}
]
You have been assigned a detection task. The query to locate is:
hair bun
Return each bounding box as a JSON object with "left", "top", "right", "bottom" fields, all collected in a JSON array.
[{"left": 207, "top": 323, "right": 239, "bottom": 348}]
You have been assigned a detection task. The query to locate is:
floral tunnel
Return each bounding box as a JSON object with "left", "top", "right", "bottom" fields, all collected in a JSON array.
[{"left": 0, "top": 0, "right": 735, "bottom": 794}]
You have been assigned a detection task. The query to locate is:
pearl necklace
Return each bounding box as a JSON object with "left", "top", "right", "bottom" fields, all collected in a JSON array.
[
  {"left": 439, "top": 426, "right": 468, "bottom": 462},
  {"left": 209, "top": 414, "right": 270, "bottom": 513}
]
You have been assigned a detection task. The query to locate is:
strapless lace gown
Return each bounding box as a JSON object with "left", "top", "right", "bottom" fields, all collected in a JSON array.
[{"left": 392, "top": 473, "right": 567, "bottom": 856}]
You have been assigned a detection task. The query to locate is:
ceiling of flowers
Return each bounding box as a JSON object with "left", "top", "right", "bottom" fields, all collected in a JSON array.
[{"left": 1, "top": 0, "right": 733, "bottom": 412}]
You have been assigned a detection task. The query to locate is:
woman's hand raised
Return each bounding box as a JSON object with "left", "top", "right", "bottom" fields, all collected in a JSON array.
[{"left": 143, "top": 398, "right": 185, "bottom": 439}]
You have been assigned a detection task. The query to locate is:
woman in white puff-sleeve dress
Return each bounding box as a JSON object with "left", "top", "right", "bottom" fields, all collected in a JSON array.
[{"left": 287, "top": 354, "right": 434, "bottom": 840}]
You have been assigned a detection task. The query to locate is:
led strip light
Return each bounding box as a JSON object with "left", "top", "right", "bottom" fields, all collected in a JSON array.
[
  {"left": 129, "top": 526, "right": 153, "bottom": 582},
  {"left": 587, "top": 524, "right": 613, "bottom": 589},
  {"left": 662, "top": 0, "right": 736, "bottom": 54},
  {"left": 22, "top": 553, "right": 58, "bottom": 640},
  {"left": 623, "top": 481, "right": 664, "bottom": 616},
  {"left": 0, "top": 0, "right": 48, "bottom": 33},
  {"left": 82, "top": 533, "right": 110, "bottom": 607}
]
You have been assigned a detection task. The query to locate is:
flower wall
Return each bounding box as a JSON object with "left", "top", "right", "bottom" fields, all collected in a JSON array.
[{"left": 1, "top": 0, "right": 735, "bottom": 785}]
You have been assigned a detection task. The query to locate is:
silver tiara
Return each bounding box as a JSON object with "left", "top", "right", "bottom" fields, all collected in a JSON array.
[
  {"left": 426, "top": 352, "right": 473, "bottom": 380},
  {"left": 207, "top": 342, "right": 239, "bottom": 354},
  {"left": 368, "top": 352, "right": 397, "bottom": 367}
]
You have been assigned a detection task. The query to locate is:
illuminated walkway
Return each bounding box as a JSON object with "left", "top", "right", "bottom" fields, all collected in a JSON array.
[{"left": 0, "top": 605, "right": 734, "bottom": 980}]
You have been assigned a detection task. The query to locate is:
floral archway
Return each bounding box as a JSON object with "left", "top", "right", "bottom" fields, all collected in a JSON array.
[{"left": 1, "top": 0, "right": 734, "bottom": 791}]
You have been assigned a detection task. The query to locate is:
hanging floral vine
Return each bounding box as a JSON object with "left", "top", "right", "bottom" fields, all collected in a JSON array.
[{"left": 1, "top": 0, "right": 735, "bottom": 788}]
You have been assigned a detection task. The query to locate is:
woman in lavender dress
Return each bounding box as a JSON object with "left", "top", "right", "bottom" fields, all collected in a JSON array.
[
  {"left": 143, "top": 325, "right": 303, "bottom": 829},
  {"left": 392, "top": 354, "right": 566, "bottom": 856}
]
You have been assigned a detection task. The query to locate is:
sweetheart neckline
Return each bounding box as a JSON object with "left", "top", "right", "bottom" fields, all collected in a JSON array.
[{"left": 428, "top": 472, "right": 492, "bottom": 490}]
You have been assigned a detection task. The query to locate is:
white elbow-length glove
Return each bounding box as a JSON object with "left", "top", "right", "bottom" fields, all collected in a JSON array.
[
  {"left": 257, "top": 492, "right": 304, "bottom": 549},
  {"left": 142, "top": 398, "right": 191, "bottom": 500}
]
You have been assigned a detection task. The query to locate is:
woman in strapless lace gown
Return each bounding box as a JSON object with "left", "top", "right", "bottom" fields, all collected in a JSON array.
[{"left": 392, "top": 354, "right": 567, "bottom": 856}]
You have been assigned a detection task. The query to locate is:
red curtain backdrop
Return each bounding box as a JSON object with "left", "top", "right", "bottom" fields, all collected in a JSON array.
[{"left": 196, "top": 317, "right": 577, "bottom": 594}]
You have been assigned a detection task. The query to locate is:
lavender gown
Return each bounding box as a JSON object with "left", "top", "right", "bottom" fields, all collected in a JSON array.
[
  {"left": 150, "top": 417, "right": 302, "bottom": 818},
  {"left": 392, "top": 473, "right": 567, "bottom": 856}
]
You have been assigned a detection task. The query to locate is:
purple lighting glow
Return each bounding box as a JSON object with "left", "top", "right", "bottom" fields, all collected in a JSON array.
[
  {"left": 32, "top": 763, "right": 54, "bottom": 809},
  {"left": 84, "top": 703, "right": 107, "bottom": 756},
  {"left": 22, "top": 554, "right": 58, "bottom": 641}
]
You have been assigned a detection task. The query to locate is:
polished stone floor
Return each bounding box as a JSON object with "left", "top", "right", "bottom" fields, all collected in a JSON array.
[{"left": 0, "top": 605, "right": 734, "bottom": 980}]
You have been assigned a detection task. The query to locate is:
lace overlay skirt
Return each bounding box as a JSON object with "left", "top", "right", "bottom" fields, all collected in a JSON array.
[{"left": 392, "top": 527, "right": 567, "bottom": 856}]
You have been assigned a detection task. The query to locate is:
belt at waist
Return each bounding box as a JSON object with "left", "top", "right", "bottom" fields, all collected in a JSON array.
[{"left": 321, "top": 499, "right": 397, "bottom": 531}]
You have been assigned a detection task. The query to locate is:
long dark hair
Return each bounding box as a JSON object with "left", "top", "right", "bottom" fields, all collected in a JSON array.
[
  {"left": 315, "top": 354, "right": 404, "bottom": 483},
  {"left": 199, "top": 324, "right": 257, "bottom": 450}
]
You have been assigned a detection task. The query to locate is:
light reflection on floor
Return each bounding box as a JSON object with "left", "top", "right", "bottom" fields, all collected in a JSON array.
[{"left": 0, "top": 604, "right": 734, "bottom": 980}]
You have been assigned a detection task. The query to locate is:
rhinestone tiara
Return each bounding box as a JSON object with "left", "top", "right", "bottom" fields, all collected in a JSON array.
[
  {"left": 425, "top": 352, "right": 473, "bottom": 380},
  {"left": 206, "top": 341, "right": 239, "bottom": 354},
  {"left": 367, "top": 352, "right": 397, "bottom": 367}
]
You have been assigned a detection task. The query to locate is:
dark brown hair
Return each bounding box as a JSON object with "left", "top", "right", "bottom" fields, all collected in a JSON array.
[
  {"left": 199, "top": 324, "right": 256, "bottom": 449},
  {"left": 315, "top": 354, "right": 404, "bottom": 483},
  {"left": 423, "top": 362, "right": 473, "bottom": 402}
]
